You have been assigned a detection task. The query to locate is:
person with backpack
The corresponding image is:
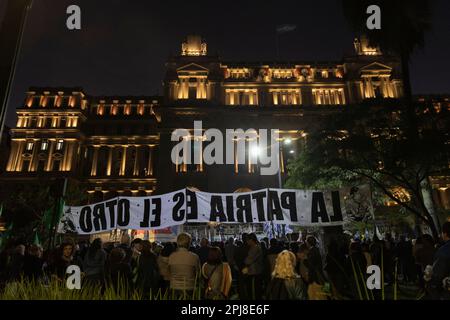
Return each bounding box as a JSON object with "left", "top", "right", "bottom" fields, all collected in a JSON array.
[{"left": 201, "top": 246, "right": 232, "bottom": 300}]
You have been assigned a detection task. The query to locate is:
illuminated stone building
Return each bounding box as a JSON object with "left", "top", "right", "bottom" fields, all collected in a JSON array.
[{"left": 4, "top": 35, "right": 448, "bottom": 217}]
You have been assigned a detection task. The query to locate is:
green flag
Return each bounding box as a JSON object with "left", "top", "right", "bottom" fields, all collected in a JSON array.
[
  {"left": 57, "top": 198, "right": 65, "bottom": 221},
  {"left": 42, "top": 198, "right": 65, "bottom": 231},
  {"left": 33, "top": 231, "right": 40, "bottom": 246},
  {"left": 0, "top": 221, "right": 14, "bottom": 250},
  {"left": 42, "top": 206, "right": 54, "bottom": 231}
]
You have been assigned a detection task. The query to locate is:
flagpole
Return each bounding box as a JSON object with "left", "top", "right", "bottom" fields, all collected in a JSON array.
[
  {"left": 48, "top": 178, "right": 68, "bottom": 250},
  {"left": 276, "top": 30, "right": 280, "bottom": 60},
  {"left": 0, "top": 0, "right": 33, "bottom": 143}
]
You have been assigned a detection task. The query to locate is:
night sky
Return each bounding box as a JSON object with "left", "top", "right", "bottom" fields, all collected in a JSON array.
[{"left": 2, "top": 0, "right": 450, "bottom": 126}]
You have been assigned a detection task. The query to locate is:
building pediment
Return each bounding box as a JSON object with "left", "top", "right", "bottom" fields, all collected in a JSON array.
[
  {"left": 360, "top": 62, "right": 392, "bottom": 72},
  {"left": 177, "top": 63, "right": 209, "bottom": 73}
]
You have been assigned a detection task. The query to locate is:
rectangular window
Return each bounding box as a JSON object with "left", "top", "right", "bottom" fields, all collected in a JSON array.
[
  {"left": 41, "top": 140, "right": 48, "bottom": 151},
  {"left": 52, "top": 159, "right": 61, "bottom": 171},
  {"left": 124, "top": 103, "right": 131, "bottom": 115},
  {"left": 97, "top": 104, "right": 104, "bottom": 115},
  {"left": 225, "top": 89, "right": 258, "bottom": 106},
  {"left": 312, "top": 88, "right": 345, "bottom": 105},
  {"left": 270, "top": 89, "right": 301, "bottom": 105},
  {"left": 22, "top": 159, "right": 30, "bottom": 172},
  {"left": 26, "top": 142, "right": 34, "bottom": 151},
  {"left": 111, "top": 104, "right": 118, "bottom": 115},
  {"left": 37, "top": 117, "right": 45, "bottom": 127},
  {"left": 56, "top": 139, "right": 64, "bottom": 151},
  {"left": 37, "top": 159, "right": 46, "bottom": 171}
]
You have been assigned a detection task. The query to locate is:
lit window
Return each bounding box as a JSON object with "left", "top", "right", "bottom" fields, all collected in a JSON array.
[
  {"left": 26, "top": 142, "right": 34, "bottom": 151},
  {"left": 111, "top": 104, "right": 118, "bottom": 115},
  {"left": 56, "top": 140, "right": 64, "bottom": 151},
  {"left": 41, "top": 140, "right": 48, "bottom": 151},
  {"left": 124, "top": 103, "right": 131, "bottom": 115},
  {"left": 137, "top": 103, "right": 144, "bottom": 115},
  {"left": 68, "top": 96, "right": 76, "bottom": 107},
  {"left": 97, "top": 104, "right": 104, "bottom": 115}
]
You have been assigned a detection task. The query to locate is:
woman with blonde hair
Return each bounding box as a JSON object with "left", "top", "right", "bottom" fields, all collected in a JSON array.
[{"left": 265, "top": 250, "right": 306, "bottom": 300}]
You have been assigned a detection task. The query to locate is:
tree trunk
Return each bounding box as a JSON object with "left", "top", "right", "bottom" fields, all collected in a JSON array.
[{"left": 420, "top": 177, "right": 441, "bottom": 234}]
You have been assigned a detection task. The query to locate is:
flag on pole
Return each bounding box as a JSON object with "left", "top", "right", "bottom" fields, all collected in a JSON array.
[
  {"left": 375, "top": 225, "right": 384, "bottom": 240},
  {"left": 0, "top": 221, "right": 13, "bottom": 250},
  {"left": 285, "top": 224, "right": 293, "bottom": 234},
  {"left": 276, "top": 24, "right": 297, "bottom": 34},
  {"left": 42, "top": 198, "right": 65, "bottom": 232},
  {"left": 33, "top": 231, "right": 40, "bottom": 246},
  {"left": 263, "top": 222, "right": 273, "bottom": 239}
]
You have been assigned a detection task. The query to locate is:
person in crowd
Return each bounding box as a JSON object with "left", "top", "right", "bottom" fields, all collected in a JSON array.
[
  {"left": 266, "top": 250, "right": 306, "bottom": 300},
  {"left": 197, "top": 238, "right": 210, "bottom": 266},
  {"left": 168, "top": 233, "right": 201, "bottom": 297},
  {"left": 383, "top": 233, "right": 395, "bottom": 284},
  {"left": 6, "top": 244, "right": 26, "bottom": 281},
  {"left": 305, "top": 235, "right": 325, "bottom": 284},
  {"left": 396, "top": 235, "right": 416, "bottom": 283},
  {"left": 414, "top": 234, "right": 435, "bottom": 289},
  {"left": 296, "top": 243, "right": 310, "bottom": 286},
  {"left": 201, "top": 246, "right": 232, "bottom": 300},
  {"left": 153, "top": 244, "right": 163, "bottom": 257},
  {"left": 361, "top": 242, "right": 372, "bottom": 268},
  {"left": 23, "top": 244, "right": 44, "bottom": 282},
  {"left": 427, "top": 221, "right": 450, "bottom": 300},
  {"left": 107, "top": 247, "right": 133, "bottom": 293},
  {"left": 83, "top": 238, "right": 107, "bottom": 287},
  {"left": 224, "top": 237, "right": 237, "bottom": 273},
  {"left": 48, "top": 241, "right": 77, "bottom": 281},
  {"left": 118, "top": 233, "right": 133, "bottom": 265},
  {"left": 234, "top": 234, "right": 250, "bottom": 299},
  {"left": 134, "top": 240, "right": 159, "bottom": 298},
  {"left": 243, "top": 233, "right": 264, "bottom": 300},
  {"left": 266, "top": 239, "right": 282, "bottom": 281},
  {"left": 130, "top": 238, "right": 143, "bottom": 280},
  {"left": 324, "top": 239, "right": 349, "bottom": 299},
  {"left": 158, "top": 242, "right": 175, "bottom": 290}
]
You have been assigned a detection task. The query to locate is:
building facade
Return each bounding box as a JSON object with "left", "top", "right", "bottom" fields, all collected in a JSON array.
[{"left": 3, "top": 35, "right": 448, "bottom": 215}]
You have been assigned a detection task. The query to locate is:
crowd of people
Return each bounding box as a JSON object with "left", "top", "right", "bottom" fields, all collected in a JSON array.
[{"left": 0, "top": 221, "right": 449, "bottom": 300}]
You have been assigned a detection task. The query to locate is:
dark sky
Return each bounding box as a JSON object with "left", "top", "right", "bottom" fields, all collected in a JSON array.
[{"left": 3, "top": 0, "right": 450, "bottom": 126}]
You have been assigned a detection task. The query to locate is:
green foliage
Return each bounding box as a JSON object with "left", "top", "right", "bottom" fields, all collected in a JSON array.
[
  {"left": 0, "top": 278, "right": 203, "bottom": 300},
  {"left": 285, "top": 102, "right": 447, "bottom": 239},
  {"left": 0, "top": 179, "right": 88, "bottom": 245}
]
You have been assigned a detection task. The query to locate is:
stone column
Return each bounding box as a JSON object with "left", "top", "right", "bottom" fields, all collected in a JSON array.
[
  {"left": 107, "top": 146, "right": 113, "bottom": 176},
  {"left": 90, "top": 146, "right": 99, "bottom": 176},
  {"left": 120, "top": 146, "right": 127, "bottom": 176},
  {"left": 133, "top": 146, "right": 139, "bottom": 176},
  {"left": 6, "top": 140, "right": 19, "bottom": 171},
  {"left": 46, "top": 141, "right": 55, "bottom": 171},
  {"left": 147, "top": 145, "right": 154, "bottom": 176}
]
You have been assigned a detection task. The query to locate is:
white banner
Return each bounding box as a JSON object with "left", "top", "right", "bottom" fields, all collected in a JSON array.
[{"left": 58, "top": 187, "right": 370, "bottom": 235}]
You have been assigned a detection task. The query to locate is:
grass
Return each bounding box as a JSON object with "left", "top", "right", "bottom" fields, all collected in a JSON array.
[{"left": 0, "top": 276, "right": 204, "bottom": 300}]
